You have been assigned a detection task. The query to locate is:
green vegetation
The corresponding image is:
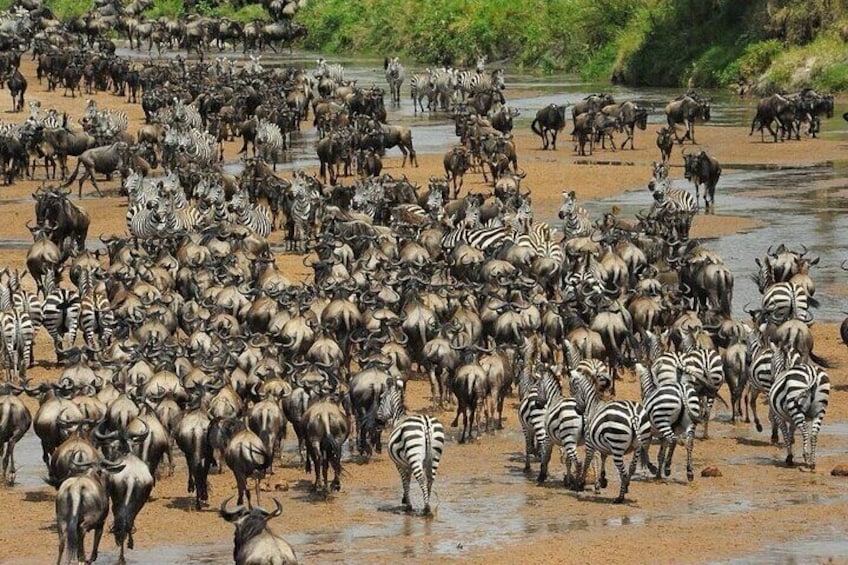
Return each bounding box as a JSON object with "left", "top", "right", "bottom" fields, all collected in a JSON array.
[
  {"left": 297, "top": 0, "right": 848, "bottom": 92},
  {"left": 45, "top": 0, "right": 93, "bottom": 20},
  {"left": 195, "top": 1, "right": 271, "bottom": 23},
  {"left": 142, "top": 0, "right": 184, "bottom": 18}
]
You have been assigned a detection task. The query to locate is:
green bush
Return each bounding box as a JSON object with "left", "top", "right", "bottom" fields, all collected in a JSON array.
[
  {"left": 143, "top": 0, "right": 185, "bottom": 19},
  {"left": 46, "top": 0, "right": 93, "bottom": 20}
]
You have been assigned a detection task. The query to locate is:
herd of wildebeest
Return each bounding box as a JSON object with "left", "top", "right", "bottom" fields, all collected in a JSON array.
[{"left": 0, "top": 1, "right": 848, "bottom": 564}]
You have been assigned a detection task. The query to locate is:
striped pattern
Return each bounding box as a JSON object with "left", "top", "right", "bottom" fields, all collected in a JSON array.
[
  {"left": 569, "top": 370, "right": 651, "bottom": 503},
  {"left": 0, "top": 308, "right": 33, "bottom": 380},
  {"left": 256, "top": 119, "right": 286, "bottom": 170},
  {"left": 80, "top": 284, "right": 114, "bottom": 350},
  {"left": 41, "top": 286, "right": 81, "bottom": 359},
  {"left": 376, "top": 382, "right": 445, "bottom": 513},
  {"left": 768, "top": 351, "right": 829, "bottom": 469},
  {"left": 761, "top": 281, "right": 810, "bottom": 324}
]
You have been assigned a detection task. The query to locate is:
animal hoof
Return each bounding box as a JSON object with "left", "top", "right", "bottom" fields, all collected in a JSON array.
[
  {"left": 687, "top": 471, "right": 694, "bottom": 482},
  {"left": 785, "top": 455, "right": 794, "bottom": 467},
  {"left": 598, "top": 477, "right": 608, "bottom": 489},
  {"left": 613, "top": 496, "right": 625, "bottom": 504},
  {"left": 755, "top": 423, "right": 763, "bottom": 433}
]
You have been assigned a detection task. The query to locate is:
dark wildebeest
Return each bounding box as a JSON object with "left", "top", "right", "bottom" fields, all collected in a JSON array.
[
  {"left": 531, "top": 104, "right": 567, "bottom": 150},
  {"left": 750, "top": 94, "right": 797, "bottom": 143},
  {"left": 602, "top": 101, "right": 649, "bottom": 149},
  {"left": 37, "top": 125, "right": 98, "bottom": 180},
  {"left": 380, "top": 124, "right": 417, "bottom": 167},
  {"left": 491, "top": 104, "right": 519, "bottom": 134},
  {"left": 63, "top": 141, "right": 132, "bottom": 197},
  {"left": 34, "top": 188, "right": 90, "bottom": 257},
  {"left": 220, "top": 498, "right": 298, "bottom": 565},
  {"left": 316, "top": 131, "right": 350, "bottom": 185},
  {"left": 0, "top": 134, "right": 28, "bottom": 184},
  {"left": 572, "top": 93, "right": 615, "bottom": 122},
  {"left": 592, "top": 113, "right": 622, "bottom": 151},
  {"left": 665, "top": 94, "right": 711, "bottom": 144},
  {"left": 571, "top": 112, "right": 596, "bottom": 156},
  {"left": 682, "top": 149, "right": 721, "bottom": 212},
  {"left": 54, "top": 455, "right": 126, "bottom": 565},
  {"left": 656, "top": 126, "right": 674, "bottom": 163},
  {"left": 5, "top": 68, "right": 26, "bottom": 112},
  {"left": 443, "top": 145, "right": 470, "bottom": 198}
]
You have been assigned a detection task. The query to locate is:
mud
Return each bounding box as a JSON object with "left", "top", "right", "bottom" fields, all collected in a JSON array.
[{"left": 0, "top": 52, "right": 847, "bottom": 564}]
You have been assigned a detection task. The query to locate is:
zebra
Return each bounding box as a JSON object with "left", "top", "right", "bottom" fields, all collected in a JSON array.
[
  {"left": 440, "top": 225, "right": 513, "bottom": 254},
  {"left": 744, "top": 327, "right": 801, "bottom": 441},
  {"left": 409, "top": 71, "right": 432, "bottom": 114},
  {"left": 79, "top": 282, "right": 114, "bottom": 350},
  {"left": 517, "top": 360, "right": 560, "bottom": 475},
  {"left": 429, "top": 68, "right": 458, "bottom": 112},
  {"left": 172, "top": 98, "right": 202, "bottom": 130},
  {"left": 384, "top": 57, "right": 405, "bottom": 105},
  {"left": 41, "top": 279, "right": 81, "bottom": 361},
  {"left": 375, "top": 379, "right": 445, "bottom": 515},
  {"left": 127, "top": 197, "right": 169, "bottom": 239},
  {"left": 315, "top": 58, "right": 344, "bottom": 83},
  {"left": 558, "top": 191, "right": 592, "bottom": 238},
  {"left": 637, "top": 362, "right": 701, "bottom": 481},
  {"left": 285, "top": 178, "right": 320, "bottom": 251},
  {"left": 0, "top": 308, "right": 33, "bottom": 381},
  {"left": 534, "top": 368, "right": 584, "bottom": 487},
  {"left": 81, "top": 100, "right": 129, "bottom": 144},
  {"left": 767, "top": 345, "right": 830, "bottom": 470},
  {"left": 229, "top": 190, "right": 273, "bottom": 238},
  {"left": 255, "top": 119, "right": 286, "bottom": 171},
  {"left": 468, "top": 68, "right": 506, "bottom": 95},
  {"left": 761, "top": 281, "right": 811, "bottom": 325},
  {"left": 681, "top": 344, "right": 724, "bottom": 439},
  {"left": 569, "top": 369, "right": 652, "bottom": 503}
]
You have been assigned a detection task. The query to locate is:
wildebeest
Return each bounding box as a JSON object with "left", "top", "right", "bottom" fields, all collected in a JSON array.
[
  {"left": 63, "top": 141, "right": 132, "bottom": 197},
  {"left": 5, "top": 67, "right": 26, "bottom": 112},
  {"left": 572, "top": 93, "right": 615, "bottom": 121},
  {"left": 656, "top": 126, "right": 674, "bottom": 163},
  {"left": 531, "top": 104, "right": 567, "bottom": 150},
  {"left": 571, "top": 112, "right": 596, "bottom": 156},
  {"left": 37, "top": 126, "right": 98, "bottom": 180},
  {"left": 302, "top": 397, "right": 349, "bottom": 493},
  {"left": 602, "top": 101, "right": 649, "bottom": 149},
  {"left": 682, "top": 149, "right": 721, "bottom": 212},
  {"left": 220, "top": 498, "right": 299, "bottom": 565},
  {"left": 665, "top": 94, "right": 711, "bottom": 144},
  {"left": 380, "top": 124, "right": 417, "bottom": 167},
  {"left": 750, "top": 94, "right": 797, "bottom": 142},
  {"left": 33, "top": 187, "right": 90, "bottom": 257},
  {"left": 443, "top": 145, "right": 470, "bottom": 198},
  {"left": 0, "top": 382, "right": 32, "bottom": 485},
  {"left": 54, "top": 455, "right": 125, "bottom": 565}
]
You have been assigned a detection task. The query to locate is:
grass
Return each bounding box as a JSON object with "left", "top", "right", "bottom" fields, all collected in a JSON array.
[{"left": 45, "top": 0, "right": 93, "bottom": 20}]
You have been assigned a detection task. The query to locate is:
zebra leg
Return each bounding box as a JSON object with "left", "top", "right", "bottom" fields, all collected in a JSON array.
[
  {"left": 684, "top": 424, "right": 695, "bottom": 481},
  {"left": 701, "top": 398, "right": 714, "bottom": 439},
  {"left": 664, "top": 436, "right": 678, "bottom": 478},
  {"left": 781, "top": 419, "right": 794, "bottom": 467},
  {"left": 397, "top": 463, "right": 412, "bottom": 509},
  {"left": 613, "top": 454, "right": 629, "bottom": 503},
  {"left": 750, "top": 389, "right": 762, "bottom": 431},
  {"left": 655, "top": 440, "right": 667, "bottom": 480},
  {"left": 576, "top": 448, "right": 594, "bottom": 492},
  {"left": 597, "top": 454, "right": 608, "bottom": 491},
  {"left": 537, "top": 438, "right": 552, "bottom": 483},
  {"left": 794, "top": 413, "right": 811, "bottom": 467},
  {"left": 809, "top": 417, "right": 823, "bottom": 471}
]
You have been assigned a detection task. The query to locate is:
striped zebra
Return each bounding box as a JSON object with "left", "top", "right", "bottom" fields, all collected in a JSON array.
[
  {"left": 535, "top": 368, "right": 584, "bottom": 487},
  {"left": 429, "top": 68, "right": 458, "bottom": 112},
  {"left": 376, "top": 379, "right": 445, "bottom": 515},
  {"left": 384, "top": 57, "right": 405, "bottom": 104},
  {"left": 229, "top": 190, "right": 273, "bottom": 238},
  {"left": 760, "top": 281, "right": 811, "bottom": 324},
  {"left": 255, "top": 119, "right": 286, "bottom": 171},
  {"left": 285, "top": 178, "right": 320, "bottom": 251},
  {"left": 172, "top": 98, "right": 203, "bottom": 130},
  {"left": 81, "top": 100, "right": 129, "bottom": 144},
  {"left": 746, "top": 329, "right": 802, "bottom": 440},
  {"left": 409, "top": 71, "right": 433, "bottom": 114},
  {"left": 6, "top": 270, "right": 42, "bottom": 335},
  {"left": 0, "top": 308, "right": 33, "bottom": 381},
  {"left": 315, "top": 58, "right": 344, "bottom": 83},
  {"left": 41, "top": 280, "right": 81, "bottom": 361},
  {"left": 468, "top": 68, "right": 506, "bottom": 95},
  {"left": 637, "top": 362, "right": 701, "bottom": 481},
  {"left": 767, "top": 346, "right": 829, "bottom": 469},
  {"left": 517, "top": 360, "right": 559, "bottom": 474},
  {"left": 440, "top": 225, "right": 513, "bottom": 254},
  {"left": 79, "top": 282, "right": 114, "bottom": 350},
  {"left": 569, "top": 370, "right": 652, "bottom": 503},
  {"left": 127, "top": 198, "right": 169, "bottom": 239},
  {"left": 679, "top": 339, "right": 724, "bottom": 439},
  {"left": 558, "top": 191, "right": 592, "bottom": 238}
]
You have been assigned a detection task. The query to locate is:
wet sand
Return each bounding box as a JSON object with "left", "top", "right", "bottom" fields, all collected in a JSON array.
[{"left": 1, "top": 58, "right": 848, "bottom": 564}]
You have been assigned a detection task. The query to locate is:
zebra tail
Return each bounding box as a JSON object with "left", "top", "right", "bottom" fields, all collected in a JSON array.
[
  {"left": 423, "top": 419, "right": 434, "bottom": 487},
  {"left": 531, "top": 118, "right": 543, "bottom": 138}
]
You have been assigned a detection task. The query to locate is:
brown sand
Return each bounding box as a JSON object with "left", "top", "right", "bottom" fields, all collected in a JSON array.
[{"left": 1, "top": 58, "right": 847, "bottom": 565}]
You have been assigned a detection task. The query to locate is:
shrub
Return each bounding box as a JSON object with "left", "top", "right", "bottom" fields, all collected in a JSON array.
[{"left": 46, "top": 0, "right": 93, "bottom": 20}]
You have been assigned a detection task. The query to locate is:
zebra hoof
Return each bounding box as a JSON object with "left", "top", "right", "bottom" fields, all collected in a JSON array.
[
  {"left": 755, "top": 422, "right": 763, "bottom": 433},
  {"left": 613, "top": 496, "right": 625, "bottom": 504},
  {"left": 598, "top": 477, "right": 608, "bottom": 489},
  {"left": 536, "top": 473, "right": 546, "bottom": 484},
  {"left": 687, "top": 471, "right": 694, "bottom": 482},
  {"left": 785, "top": 455, "right": 794, "bottom": 467}
]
